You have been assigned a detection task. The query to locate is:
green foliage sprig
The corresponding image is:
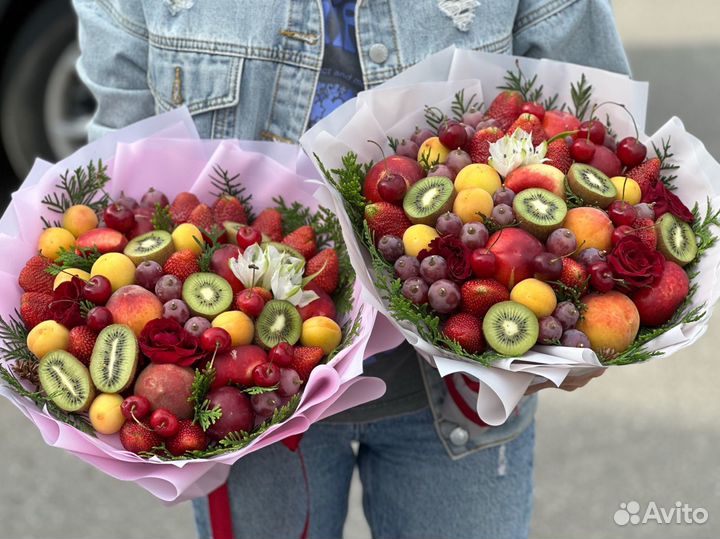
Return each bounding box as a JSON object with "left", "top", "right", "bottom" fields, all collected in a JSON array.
[
  {"left": 189, "top": 361, "right": 222, "bottom": 432},
  {"left": 209, "top": 165, "right": 255, "bottom": 222},
  {"left": 46, "top": 246, "right": 102, "bottom": 276},
  {"left": 423, "top": 105, "right": 446, "bottom": 133},
  {"left": 387, "top": 136, "right": 399, "bottom": 153},
  {"left": 314, "top": 152, "right": 369, "bottom": 234},
  {"left": 564, "top": 179, "right": 587, "bottom": 209},
  {"left": 195, "top": 227, "right": 225, "bottom": 273},
  {"left": 499, "top": 61, "right": 544, "bottom": 103},
  {"left": 569, "top": 74, "right": 594, "bottom": 121},
  {"left": 152, "top": 204, "right": 174, "bottom": 233},
  {"left": 652, "top": 137, "right": 680, "bottom": 188},
  {"left": 451, "top": 89, "right": 480, "bottom": 121},
  {"left": 41, "top": 161, "right": 110, "bottom": 228}
]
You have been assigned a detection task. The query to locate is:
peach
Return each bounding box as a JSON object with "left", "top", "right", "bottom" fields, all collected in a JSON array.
[
  {"left": 300, "top": 316, "right": 342, "bottom": 354},
  {"left": 454, "top": 164, "right": 501, "bottom": 194},
  {"left": 453, "top": 187, "right": 494, "bottom": 223},
  {"left": 576, "top": 291, "right": 640, "bottom": 355},
  {"left": 418, "top": 136, "right": 450, "bottom": 165},
  {"left": 563, "top": 207, "right": 614, "bottom": 253},
  {"left": 53, "top": 268, "right": 91, "bottom": 290},
  {"left": 134, "top": 363, "right": 195, "bottom": 419},
  {"left": 91, "top": 253, "right": 136, "bottom": 291},
  {"left": 212, "top": 310, "right": 254, "bottom": 346},
  {"left": 89, "top": 393, "right": 126, "bottom": 434},
  {"left": 38, "top": 227, "right": 75, "bottom": 261},
  {"left": 402, "top": 224, "right": 439, "bottom": 257},
  {"left": 172, "top": 223, "right": 204, "bottom": 255},
  {"left": 27, "top": 320, "right": 70, "bottom": 358},
  {"left": 76, "top": 228, "right": 128, "bottom": 254},
  {"left": 106, "top": 285, "right": 163, "bottom": 336},
  {"left": 504, "top": 164, "right": 566, "bottom": 199},
  {"left": 62, "top": 204, "right": 98, "bottom": 237}
]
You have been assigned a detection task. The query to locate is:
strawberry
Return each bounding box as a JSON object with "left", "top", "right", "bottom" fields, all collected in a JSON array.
[
  {"left": 163, "top": 250, "right": 200, "bottom": 281},
  {"left": 626, "top": 158, "right": 660, "bottom": 195},
  {"left": 545, "top": 139, "right": 572, "bottom": 174},
  {"left": 484, "top": 90, "right": 524, "bottom": 131},
  {"left": 630, "top": 217, "right": 657, "bottom": 250},
  {"left": 460, "top": 279, "right": 510, "bottom": 318},
  {"left": 560, "top": 258, "right": 588, "bottom": 292},
  {"left": 213, "top": 195, "right": 247, "bottom": 226},
  {"left": 364, "top": 202, "right": 412, "bottom": 244},
  {"left": 18, "top": 255, "right": 54, "bottom": 294},
  {"left": 67, "top": 326, "right": 97, "bottom": 366},
  {"left": 119, "top": 421, "right": 162, "bottom": 454},
  {"left": 251, "top": 208, "right": 283, "bottom": 242},
  {"left": 282, "top": 226, "right": 317, "bottom": 259},
  {"left": 506, "top": 113, "right": 546, "bottom": 146},
  {"left": 187, "top": 203, "right": 214, "bottom": 231},
  {"left": 442, "top": 313, "right": 484, "bottom": 353},
  {"left": 20, "top": 292, "right": 53, "bottom": 329},
  {"left": 170, "top": 192, "right": 200, "bottom": 224},
  {"left": 468, "top": 126, "right": 504, "bottom": 164},
  {"left": 291, "top": 346, "right": 324, "bottom": 382},
  {"left": 166, "top": 419, "right": 208, "bottom": 456},
  {"left": 305, "top": 249, "right": 339, "bottom": 295}
]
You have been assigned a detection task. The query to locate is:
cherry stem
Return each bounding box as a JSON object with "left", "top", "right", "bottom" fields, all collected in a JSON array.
[
  {"left": 547, "top": 130, "right": 579, "bottom": 144},
  {"left": 487, "top": 228, "right": 504, "bottom": 250},
  {"left": 550, "top": 240, "right": 587, "bottom": 264},
  {"left": 591, "top": 101, "right": 640, "bottom": 140},
  {"left": 367, "top": 139, "right": 389, "bottom": 175}
]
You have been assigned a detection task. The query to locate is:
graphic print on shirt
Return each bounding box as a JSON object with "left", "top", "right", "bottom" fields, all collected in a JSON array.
[{"left": 308, "top": 0, "right": 364, "bottom": 127}]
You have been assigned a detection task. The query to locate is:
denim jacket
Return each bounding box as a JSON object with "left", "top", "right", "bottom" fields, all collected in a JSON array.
[{"left": 73, "top": 0, "right": 629, "bottom": 457}]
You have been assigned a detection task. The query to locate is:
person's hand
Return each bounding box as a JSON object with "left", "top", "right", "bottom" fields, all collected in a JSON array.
[{"left": 524, "top": 369, "right": 605, "bottom": 395}]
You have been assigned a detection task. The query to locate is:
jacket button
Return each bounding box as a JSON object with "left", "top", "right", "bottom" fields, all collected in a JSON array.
[
  {"left": 369, "top": 43, "right": 389, "bottom": 64},
  {"left": 449, "top": 426, "right": 469, "bottom": 446}
]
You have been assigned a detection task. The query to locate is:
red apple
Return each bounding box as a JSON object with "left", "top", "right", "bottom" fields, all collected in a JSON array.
[
  {"left": 363, "top": 156, "right": 424, "bottom": 203},
  {"left": 211, "top": 244, "right": 243, "bottom": 294},
  {"left": 211, "top": 345, "right": 268, "bottom": 389},
  {"left": 542, "top": 110, "right": 581, "bottom": 138},
  {"left": 487, "top": 228, "right": 544, "bottom": 289},
  {"left": 205, "top": 386, "right": 254, "bottom": 441},
  {"left": 632, "top": 261, "right": 689, "bottom": 326}
]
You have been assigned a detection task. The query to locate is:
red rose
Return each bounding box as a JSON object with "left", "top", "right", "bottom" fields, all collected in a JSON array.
[
  {"left": 418, "top": 235, "right": 472, "bottom": 281},
  {"left": 139, "top": 318, "right": 205, "bottom": 367},
  {"left": 641, "top": 180, "right": 694, "bottom": 223},
  {"left": 49, "top": 276, "right": 85, "bottom": 329},
  {"left": 607, "top": 235, "right": 665, "bottom": 290}
]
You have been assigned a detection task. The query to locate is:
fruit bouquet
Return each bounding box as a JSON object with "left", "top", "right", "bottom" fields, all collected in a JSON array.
[
  {"left": 0, "top": 110, "right": 385, "bottom": 502},
  {"left": 302, "top": 47, "right": 720, "bottom": 424}
]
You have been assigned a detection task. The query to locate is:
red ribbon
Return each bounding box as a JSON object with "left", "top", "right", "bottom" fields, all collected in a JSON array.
[{"left": 444, "top": 376, "right": 488, "bottom": 427}]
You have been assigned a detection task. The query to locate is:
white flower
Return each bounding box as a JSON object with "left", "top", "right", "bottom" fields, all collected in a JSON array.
[
  {"left": 487, "top": 128, "right": 548, "bottom": 177},
  {"left": 271, "top": 260, "right": 319, "bottom": 307},
  {"left": 228, "top": 243, "right": 268, "bottom": 288}
]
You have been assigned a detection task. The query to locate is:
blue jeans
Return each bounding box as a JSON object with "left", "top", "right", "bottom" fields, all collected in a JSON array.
[{"left": 192, "top": 407, "right": 535, "bottom": 539}]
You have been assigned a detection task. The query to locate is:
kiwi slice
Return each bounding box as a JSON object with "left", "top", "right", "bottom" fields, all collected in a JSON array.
[
  {"left": 512, "top": 188, "right": 567, "bottom": 239},
  {"left": 255, "top": 300, "right": 302, "bottom": 348},
  {"left": 124, "top": 230, "right": 175, "bottom": 265},
  {"left": 90, "top": 324, "right": 139, "bottom": 393},
  {"left": 482, "top": 301, "right": 539, "bottom": 356},
  {"left": 182, "top": 272, "right": 234, "bottom": 318},
  {"left": 655, "top": 213, "right": 698, "bottom": 266},
  {"left": 262, "top": 241, "right": 305, "bottom": 261},
  {"left": 38, "top": 350, "right": 95, "bottom": 412},
  {"left": 566, "top": 163, "right": 617, "bottom": 208},
  {"left": 403, "top": 176, "right": 456, "bottom": 225}
]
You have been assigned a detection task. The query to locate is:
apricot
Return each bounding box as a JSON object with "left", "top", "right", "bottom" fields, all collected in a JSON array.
[
  {"left": 609, "top": 176, "right": 642, "bottom": 205},
  {"left": 91, "top": 253, "right": 136, "bottom": 291},
  {"left": 454, "top": 164, "right": 501, "bottom": 194},
  {"left": 172, "top": 223, "right": 204, "bottom": 255},
  {"left": 417, "top": 136, "right": 450, "bottom": 165},
  {"left": 563, "top": 207, "right": 614, "bottom": 253},
  {"left": 38, "top": 227, "right": 75, "bottom": 261},
  {"left": 300, "top": 316, "right": 342, "bottom": 354},
  {"left": 27, "top": 320, "right": 70, "bottom": 358},
  {"left": 106, "top": 285, "right": 163, "bottom": 336},
  {"left": 453, "top": 187, "right": 494, "bottom": 223},
  {"left": 576, "top": 291, "right": 640, "bottom": 355},
  {"left": 62, "top": 204, "right": 98, "bottom": 237},
  {"left": 402, "top": 224, "right": 439, "bottom": 257},
  {"left": 53, "top": 268, "right": 91, "bottom": 290},
  {"left": 89, "top": 393, "right": 126, "bottom": 434},
  {"left": 212, "top": 310, "right": 254, "bottom": 346},
  {"left": 510, "top": 278, "right": 557, "bottom": 318}
]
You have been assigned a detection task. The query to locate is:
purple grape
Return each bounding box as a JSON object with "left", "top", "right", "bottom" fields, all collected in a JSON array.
[
  {"left": 251, "top": 391, "right": 282, "bottom": 416},
  {"left": 446, "top": 149, "right": 472, "bottom": 172},
  {"left": 561, "top": 329, "right": 591, "bottom": 348},
  {"left": 603, "top": 133, "right": 617, "bottom": 151},
  {"left": 475, "top": 118, "right": 499, "bottom": 131},
  {"left": 546, "top": 228, "right": 577, "bottom": 257},
  {"left": 116, "top": 192, "right": 138, "bottom": 210},
  {"left": 420, "top": 255, "right": 448, "bottom": 283},
  {"left": 435, "top": 212, "right": 463, "bottom": 236},
  {"left": 396, "top": 139, "right": 419, "bottom": 159},
  {"left": 135, "top": 260, "right": 163, "bottom": 290},
  {"left": 493, "top": 186, "right": 515, "bottom": 206},
  {"left": 460, "top": 222, "right": 489, "bottom": 249},
  {"left": 427, "top": 164, "right": 456, "bottom": 181},
  {"left": 491, "top": 204, "right": 515, "bottom": 225},
  {"left": 278, "top": 368, "right": 302, "bottom": 397},
  {"left": 402, "top": 277, "right": 428, "bottom": 305},
  {"left": 394, "top": 256, "right": 420, "bottom": 280},
  {"left": 462, "top": 123, "right": 475, "bottom": 141},
  {"left": 140, "top": 188, "right": 169, "bottom": 208},
  {"left": 564, "top": 135, "right": 574, "bottom": 146},
  {"left": 577, "top": 247, "right": 606, "bottom": 267},
  {"left": 634, "top": 202, "right": 655, "bottom": 220},
  {"left": 462, "top": 110, "right": 484, "bottom": 128},
  {"left": 378, "top": 235, "right": 404, "bottom": 262},
  {"left": 532, "top": 252, "right": 562, "bottom": 281},
  {"left": 411, "top": 128, "right": 434, "bottom": 146},
  {"left": 553, "top": 301, "right": 580, "bottom": 330},
  {"left": 155, "top": 274, "right": 183, "bottom": 302},
  {"left": 163, "top": 299, "right": 190, "bottom": 324},
  {"left": 428, "top": 279, "right": 460, "bottom": 313},
  {"left": 184, "top": 316, "right": 211, "bottom": 337},
  {"left": 539, "top": 316, "right": 563, "bottom": 344}
]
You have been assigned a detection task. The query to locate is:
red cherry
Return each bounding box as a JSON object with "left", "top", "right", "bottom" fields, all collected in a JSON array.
[
  {"left": 607, "top": 200, "right": 638, "bottom": 226},
  {"left": 588, "top": 261, "right": 615, "bottom": 292},
  {"left": 577, "top": 120, "right": 606, "bottom": 145},
  {"left": 236, "top": 226, "right": 262, "bottom": 249},
  {"left": 520, "top": 102, "right": 545, "bottom": 120},
  {"left": 86, "top": 306, "right": 114, "bottom": 332},
  {"left": 83, "top": 275, "right": 113, "bottom": 305},
  {"left": 121, "top": 395, "right": 151, "bottom": 421},
  {"left": 611, "top": 225, "right": 634, "bottom": 245},
  {"left": 149, "top": 408, "right": 180, "bottom": 438},
  {"left": 103, "top": 203, "right": 136, "bottom": 233},
  {"left": 252, "top": 362, "right": 281, "bottom": 387},
  {"left": 268, "top": 342, "right": 294, "bottom": 367},
  {"left": 377, "top": 173, "right": 407, "bottom": 203},
  {"left": 470, "top": 248, "right": 496, "bottom": 278},
  {"left": 616, "top": 137, "right": 647, "bottom": 168},
  {"left": 235, "top": 289, "right": 265, "bottom": 318},
  {"left": 438, "top": 121, "right": 468, "bottom": 150},
  {"left": 570, "top": 138, "right": 596, "bottom": 162},
  {"left": 200, "top": 327, "right": 232, "bottom": 353}
]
